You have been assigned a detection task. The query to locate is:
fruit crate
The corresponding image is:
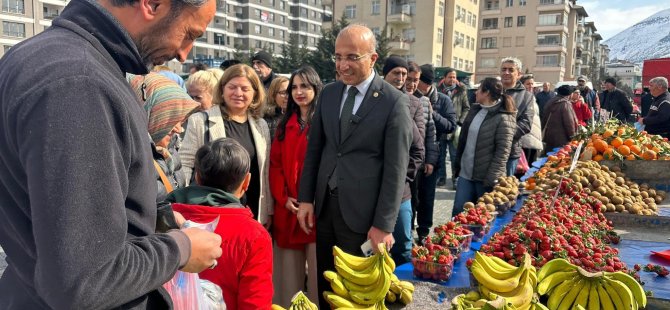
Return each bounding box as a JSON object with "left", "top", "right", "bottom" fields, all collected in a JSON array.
[
  {"left": 462, "top": 223, "right": 490, "bottom": 242},
  {"left": 496, "top": 201, "right": 512, "bottom": 215},
  {"left": 412, "top": 258, "right": 454, "bottom": 282},
  {"left": 599, "top": 160, "right": 670, "bottom": 192},
  {"left": 457, "top": 233, "right": 474, "bottom": 252},
  {"left": 448, "top": 246, "right": 462, "bottom": 260}
]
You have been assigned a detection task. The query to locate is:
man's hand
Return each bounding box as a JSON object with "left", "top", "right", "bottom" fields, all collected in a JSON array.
[
  {"left": 285, "top": 197, "right": 299, "bottom": 214},
  {"left": 368, "top": 226, "right": 394, "bottom": 253},
  {"left": 297, "top": 202, "right": 314, "bottom": 235},
  {"left": 424, "top": 163, "right": 434, "bottom": 176},
  {"left": 180, "top": 227, "right": 222, "bottom": 273}
]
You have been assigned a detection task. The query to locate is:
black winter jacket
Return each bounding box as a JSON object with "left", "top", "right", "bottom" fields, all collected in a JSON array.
[
  {"left": 415, "top": 87, "right": 457, "bottom": 138},
  {"left": 602, "top": 88, "right": 633, "bottom": 122},
  {"left": 0, "top": 0, "right": 188, "bottom": 308},
  {"left": 505, "top": 82, "right": 536, "bottom": 160},
  {"left": 643, "top": 91, "right": 670, "bottom": 138}
]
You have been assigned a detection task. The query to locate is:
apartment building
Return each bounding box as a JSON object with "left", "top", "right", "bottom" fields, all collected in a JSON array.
[
  {"left": 326, "top": 0, "right": 479, "bottom": 73},
  {"left": 475, "top": 0, "right": 609, "bottom": 84},
  {"left": 605, "top": 61, "right": 641, "bottom": 88},
  {"left": 1, "top": 0, "right": 332, "bottom": 72}
]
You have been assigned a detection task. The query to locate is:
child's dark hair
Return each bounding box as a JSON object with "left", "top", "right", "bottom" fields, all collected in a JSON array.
[
  {"left": 479, "top": 77, "right": 516, "bottom": 113},
  {"left": 194, "top": 138, "right": 250, "bottom": 193}
]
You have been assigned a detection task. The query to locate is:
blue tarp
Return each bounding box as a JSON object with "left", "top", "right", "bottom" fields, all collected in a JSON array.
[{"left": 395, "top": 198, "right": 670, "bottom": 299}]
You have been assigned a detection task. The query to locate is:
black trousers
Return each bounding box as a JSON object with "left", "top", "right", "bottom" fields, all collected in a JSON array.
[{"left": 315, "top": 189, "right": 368, "bottom": 309}]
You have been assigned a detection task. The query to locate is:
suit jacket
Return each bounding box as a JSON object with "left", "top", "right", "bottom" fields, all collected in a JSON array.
[
  {"left": 298, "top": 75, "right": 413, "bottom": 234},
  {"left": 180, "top": 106, "right": 273, "bottom": 225}
]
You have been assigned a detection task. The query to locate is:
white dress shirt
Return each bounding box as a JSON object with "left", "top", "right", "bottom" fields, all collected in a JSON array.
[{"left": 340, "top": 71, "right": 376, "bottom": 117}]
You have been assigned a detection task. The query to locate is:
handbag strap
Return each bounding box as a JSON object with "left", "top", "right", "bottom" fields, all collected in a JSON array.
[{"left": 153, "top": 160, "right": 174, "bottom": 193}]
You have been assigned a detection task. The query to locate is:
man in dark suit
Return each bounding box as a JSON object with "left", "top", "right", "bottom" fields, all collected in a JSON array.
[{"left": 296, "top": 25, "right": 412, "bottom": 308}]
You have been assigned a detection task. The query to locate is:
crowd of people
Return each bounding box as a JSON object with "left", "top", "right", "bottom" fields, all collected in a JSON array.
[{"left": 1, "top": 0, "right": 670, "bottom": 308}]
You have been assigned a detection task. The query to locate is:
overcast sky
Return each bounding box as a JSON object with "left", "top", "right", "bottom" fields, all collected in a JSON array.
[{"left": 577, "top": 0, "right": 670, "bottom": 41}]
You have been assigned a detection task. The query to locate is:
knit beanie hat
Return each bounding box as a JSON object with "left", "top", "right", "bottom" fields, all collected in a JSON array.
[
  {"left": 127, "top": 73, "right": 200, "bottom": 144},
  {"left": 252, "top": 50, "right": 273, "bottom": 68},
  {"left": 382, "top": 56, "right": 408, "bottom": 76},
  {"left": 556, "top": 85, "right": 574, "bottom": 97},
  {"left": 419, "top": 64, "right": 435, "bottom": 84}
]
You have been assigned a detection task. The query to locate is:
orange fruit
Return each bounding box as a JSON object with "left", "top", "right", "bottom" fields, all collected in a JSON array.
[
  {"left": 594, "top": 139, "right": 608, "bottom": 153},
  {"left": 630, "top": 144, "right": 642, "bottom": 155},
  {"left": 611, "top": 137, "right": 624, "bottom": 148},
  {"left": 626, "top": 154, "right": 636, "bottom": 160},
  {"left": 624, "top": 138, "right": 636, "bottom": 147},
  {"left": 593, "top": 154, "right": 604, "bottom": 162},
  {"left": 603, "top": 148, "right": 615, "bottom": 160},
  {"left": 652, "top": 146, "right": 661, "bottom": 154},
  {"left": 603, "top": 130, "right": 614, "bottom": 138},
  {"left": 642, "top": 150, "right": 657, "bottom": 160},
  {"left": 617, "top": 145, "right": 631, "bottom": 156},
  {"left": 617, "top": 127, "right": 626, "bottom": 136}
]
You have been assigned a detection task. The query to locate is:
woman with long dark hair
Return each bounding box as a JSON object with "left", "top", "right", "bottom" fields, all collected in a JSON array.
[
  {"left": 269, "top": 66, "right": 322, "bottom": 307},
  {"left": 453, "top": 77, "right": 517, "bottom": 216}
]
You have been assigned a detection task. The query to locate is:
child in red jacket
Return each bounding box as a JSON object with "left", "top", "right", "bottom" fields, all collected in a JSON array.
[
  {"left": 570, "top": 89, "right": 593, "bottom": 126},
  {"left": 167, "top": 138, "right": 273, "bottom": 310}
]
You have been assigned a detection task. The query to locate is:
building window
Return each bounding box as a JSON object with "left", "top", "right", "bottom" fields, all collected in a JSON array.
[
  {"left": 504, "top": 17, "right": 513, "bottom": 27},
  {"left": 402, "top": 28, "right": 416, "bottom": 42},
  {"left": 506, "top": 0, "right": 513, "bottom": 7},
  {"left": 483, "top": 18, "right": 498, "bottom": 30},
  {"left": 515, "top": 36, "right": 525, "bottom": 46},
  {"left": 371, "top": 0, "right": 380, "bottom": 15},
  {"left": 539, "top": 13, "right": 565, "bottom": 26},
  {"left": 519, "top": 0, "right": 526, "bottom": 6},
  {"left": 517, "top": 16, "right": 526, "bottom": 27},
  {"left": 470, "top": 37, "right": 476, "bottom": 50},
  {"left": 456, "top": 5, "right": 462, "bottom": 21},
  {"left": 280, "top": 16, "right": 286, "bottom": 24},
  {"left": 485, "top": 0, "right": 499, "bottom": 10},
  {"left": 2, "top": 0, "right": 25, "bottom": 14},
  {"left": 269, "top": 13, "right": 275, "bottom": 22},
  {"left": 454, "top": 31, "right": 461, "bottom": 45},
  {"left": 458, "top": 58, "right": 464, "bottom": 70},
  {"left": 472, "top": 14, "right": 477, "bottom": 27},
  {"left": 280, "top": 1, "right": 285, "bottom": 9},
  {"left": 2, "top": 21, "right": 25, "bottom": 38},
  {"left": 453, "top": 57, "right": 458, "bottom": 69},
  {"left": 435, "top": 55, "right": 442, "bottom": 67},
  {"left": 254, "top": 25, "right": 261, "bottom": 34},
  {"left": 467, "top": 12, "right": 473, "bottom": 25},
  {"left": 269, "top": 27, "right": 275, "bottom": 36},
  {"left": 371, "top": 27, "right": 381, "bottom": 37},
  {"left": 536, "top": 54, "right": 560, "bottom": 67},
  {"left": 481, "top": 57, "right": 497, "bottom": 68},
  {"left": 438, "top": 1, "right": 444, "bottom": 17},
  {"left": 279, "top": 30, "right": 285, "bottom": 38},
  {"left": 300, "top": 7, "right": 307, "bottom": 18},
  {"left": 537, "top": 34, "right": 561, "bottom": 46},
  {"left": 309, "top": 37, "right": 315, "bottom": 44},
  {"left": 459, "top": 33, "right": 465, "bottom": 47},
  {"left": 255, "top": 40, "right": 263, "bottom": 49},
  {"left": 437, "top": 28, "right": 443, "bottom": 43},
  {"left": 481, "top": 37, "right": 497, "bottom": 49},
  {"left": 254, "top": 9, "right": 261, "bottom": 18},
  {"left": 466, "top": 35, "right": 471, "bottom": 49},
  {"left": 344, "top": 5, "right": 356, "bottom": 19},
  {"left": 503, "top": 37, "right": 512, "bottom": 47}
]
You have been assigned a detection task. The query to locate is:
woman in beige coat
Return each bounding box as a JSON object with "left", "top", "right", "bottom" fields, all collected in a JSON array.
[{"left": 180, "top": 64, "right": 273, "bottom": 227}]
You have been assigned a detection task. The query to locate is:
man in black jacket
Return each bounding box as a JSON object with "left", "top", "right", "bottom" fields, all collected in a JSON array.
[
  {"left": 639, "top": 77, "right": 670, "bottom": 138},
  {"left": 602, "top": 77, "right": 633, "bottom": 123},
  {"left": 413, "top": 64, "right": 457, "bottom": 243},
  {"left": 382, "top": 56, "right": 425, "bottom": 264},
  {"left": 0, "top": 0, "right": 222, "bottom": 308}
]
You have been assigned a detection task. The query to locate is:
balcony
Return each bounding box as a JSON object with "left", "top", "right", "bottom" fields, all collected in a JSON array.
[
  {"left": 388, "top": 5, "right": 412, "bottom": 25},
  {"left": 537, "top": 1, "right": 567, "bottom": 12},
  {"left": 534, "top": 45, "right": 566, "bottom": 53},
  {"left": 389, "top": 39, "right": 411, "bottom": 55},
  {"left": 43, "top": 12, "right": 59, "bottom": 20},
  {"left": 39, "top": 0, "right": 67, "bottom": 7},
  {"left": 535, "top": 24, "right": 568, "bottom": 33},
  {"left": 575, "top": 58, "right": 582, "bottom": 65}
]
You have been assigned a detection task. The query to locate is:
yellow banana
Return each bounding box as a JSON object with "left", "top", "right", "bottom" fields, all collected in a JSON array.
[
  {"left": 343, "top": 277, "right": 377, "bottom": 293},
  {"left": 323, "top": 291, "right": 366, "bottom": 309},
  {"left": 537, "top": 258, "right": 577, "bottom": 282},
  {"left": 587, "top": 281, "right": 600, "bottom": 310},
  {"left": 605, "top": 271, "right": 646, "bottom": 309},
  {"left": 572, "top": 279, "right": 591, "bottom": 309},
  {"left": 323, "top": 270, "right": 340, "bottom": 282},
  {"left": 271, "top": 304, "right": 286, "bottom": 310},
  {"left": 470, "top": 262, "right": 523, "bottom": 293},
  {"left": 476, "top": 252, "right": 516, "bottom": 272},
  {"left": 399, "top": 289, "right": 413, "bottom": 305},
  {"left": 602, "top": 279, "right": 625, "bottom": 310},
  {"left": 527, "top": 266, "right": 538, "bottom": 288},
  {"left": 532, "top": 300, "right": 549, "bottom": 310},
  {"left": 546, "top": 276, "right": 576, "bottom": 310},
  {"left": 349, "top": 259, "right": 391, "bottom": 305},
  {"left": 487, "top": 254, "right": 519, "bottom": 270},
  {"left": 330, "top": 276, "right": 350, "bottom": 298},
  {"left": 605, "top": 278, "right": 634, "bottom": 310},
  {"left": 335, "top": 255, "right": 380, "bottom": 286},
  {"left": 388, "top": 281, "right": 402, "bottom": 294},
  {"left": 472, "top": 255, "right": 521, "bottom": 280},
  {"left": 556, "top": 278, "right": 584, "bottom": 310},
  {"left": 597, "top": 281, "right": 615, "bottom": 310},
  {"left": 333, "top": 246, "right": 378, "bottom": 271},
  {"left": 382, "top": 250, "right": 396, "bottom": 271},
  {"left": 397, "top": 281, "right": 415, "bottom": 293},
  {"left": 485, "top": 269, "right": 534, "bottom": 309},
  {"left": 536, "top": 270, "right": 578, "bottom": 295},
  {"left": 385, "top": 290, "right": 396, "bottom": 303},
  {"left": 390, "top": 273, "right": 399, "bottom": 282}
]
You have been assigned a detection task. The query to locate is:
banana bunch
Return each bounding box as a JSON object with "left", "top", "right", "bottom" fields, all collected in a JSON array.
[
  {"left": 271, "top": 291, "right": 318, "bottom": 310},
  {"left": 470, "top": 252, "right": 537, "bottom": 310},
  {"left": 323, "top": 244, "right": 396, "bottom": 309},
  {"left": 451, "top": 291, "right": 549, "bottom": 310},
  {"left": 536, "top": 258, "right": 647, "bottom": 310},
  {"left": 387, "top": 277, "right": 414, "bottom": 305}
]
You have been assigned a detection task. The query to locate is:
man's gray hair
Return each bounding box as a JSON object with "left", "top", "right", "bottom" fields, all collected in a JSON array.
[
  {"left": 650, "top": 77, "right": 669, "bottom": 89},
  {"left": 337, "top": 24, "right": 377, "bottom": 53},
  {"left": 501, "top": 57, "right": 523, "bottom": 71}
]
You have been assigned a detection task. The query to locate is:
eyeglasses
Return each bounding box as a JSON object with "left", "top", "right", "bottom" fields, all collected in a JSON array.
[
  {"left": 277, "top": 90, "right": 288, "bottom": 97},
  {"left": 332, "top": 53, "right": 371, "bottom": 63}
]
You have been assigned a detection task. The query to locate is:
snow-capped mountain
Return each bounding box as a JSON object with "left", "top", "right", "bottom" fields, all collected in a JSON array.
[{"left": 604, "top": 8, "right": 670, "bottom": 63}]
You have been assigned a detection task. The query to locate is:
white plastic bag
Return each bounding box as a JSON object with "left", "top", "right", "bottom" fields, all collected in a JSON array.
[{"left": 200, "top": 279, "right": 226, "bottom": 310}]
